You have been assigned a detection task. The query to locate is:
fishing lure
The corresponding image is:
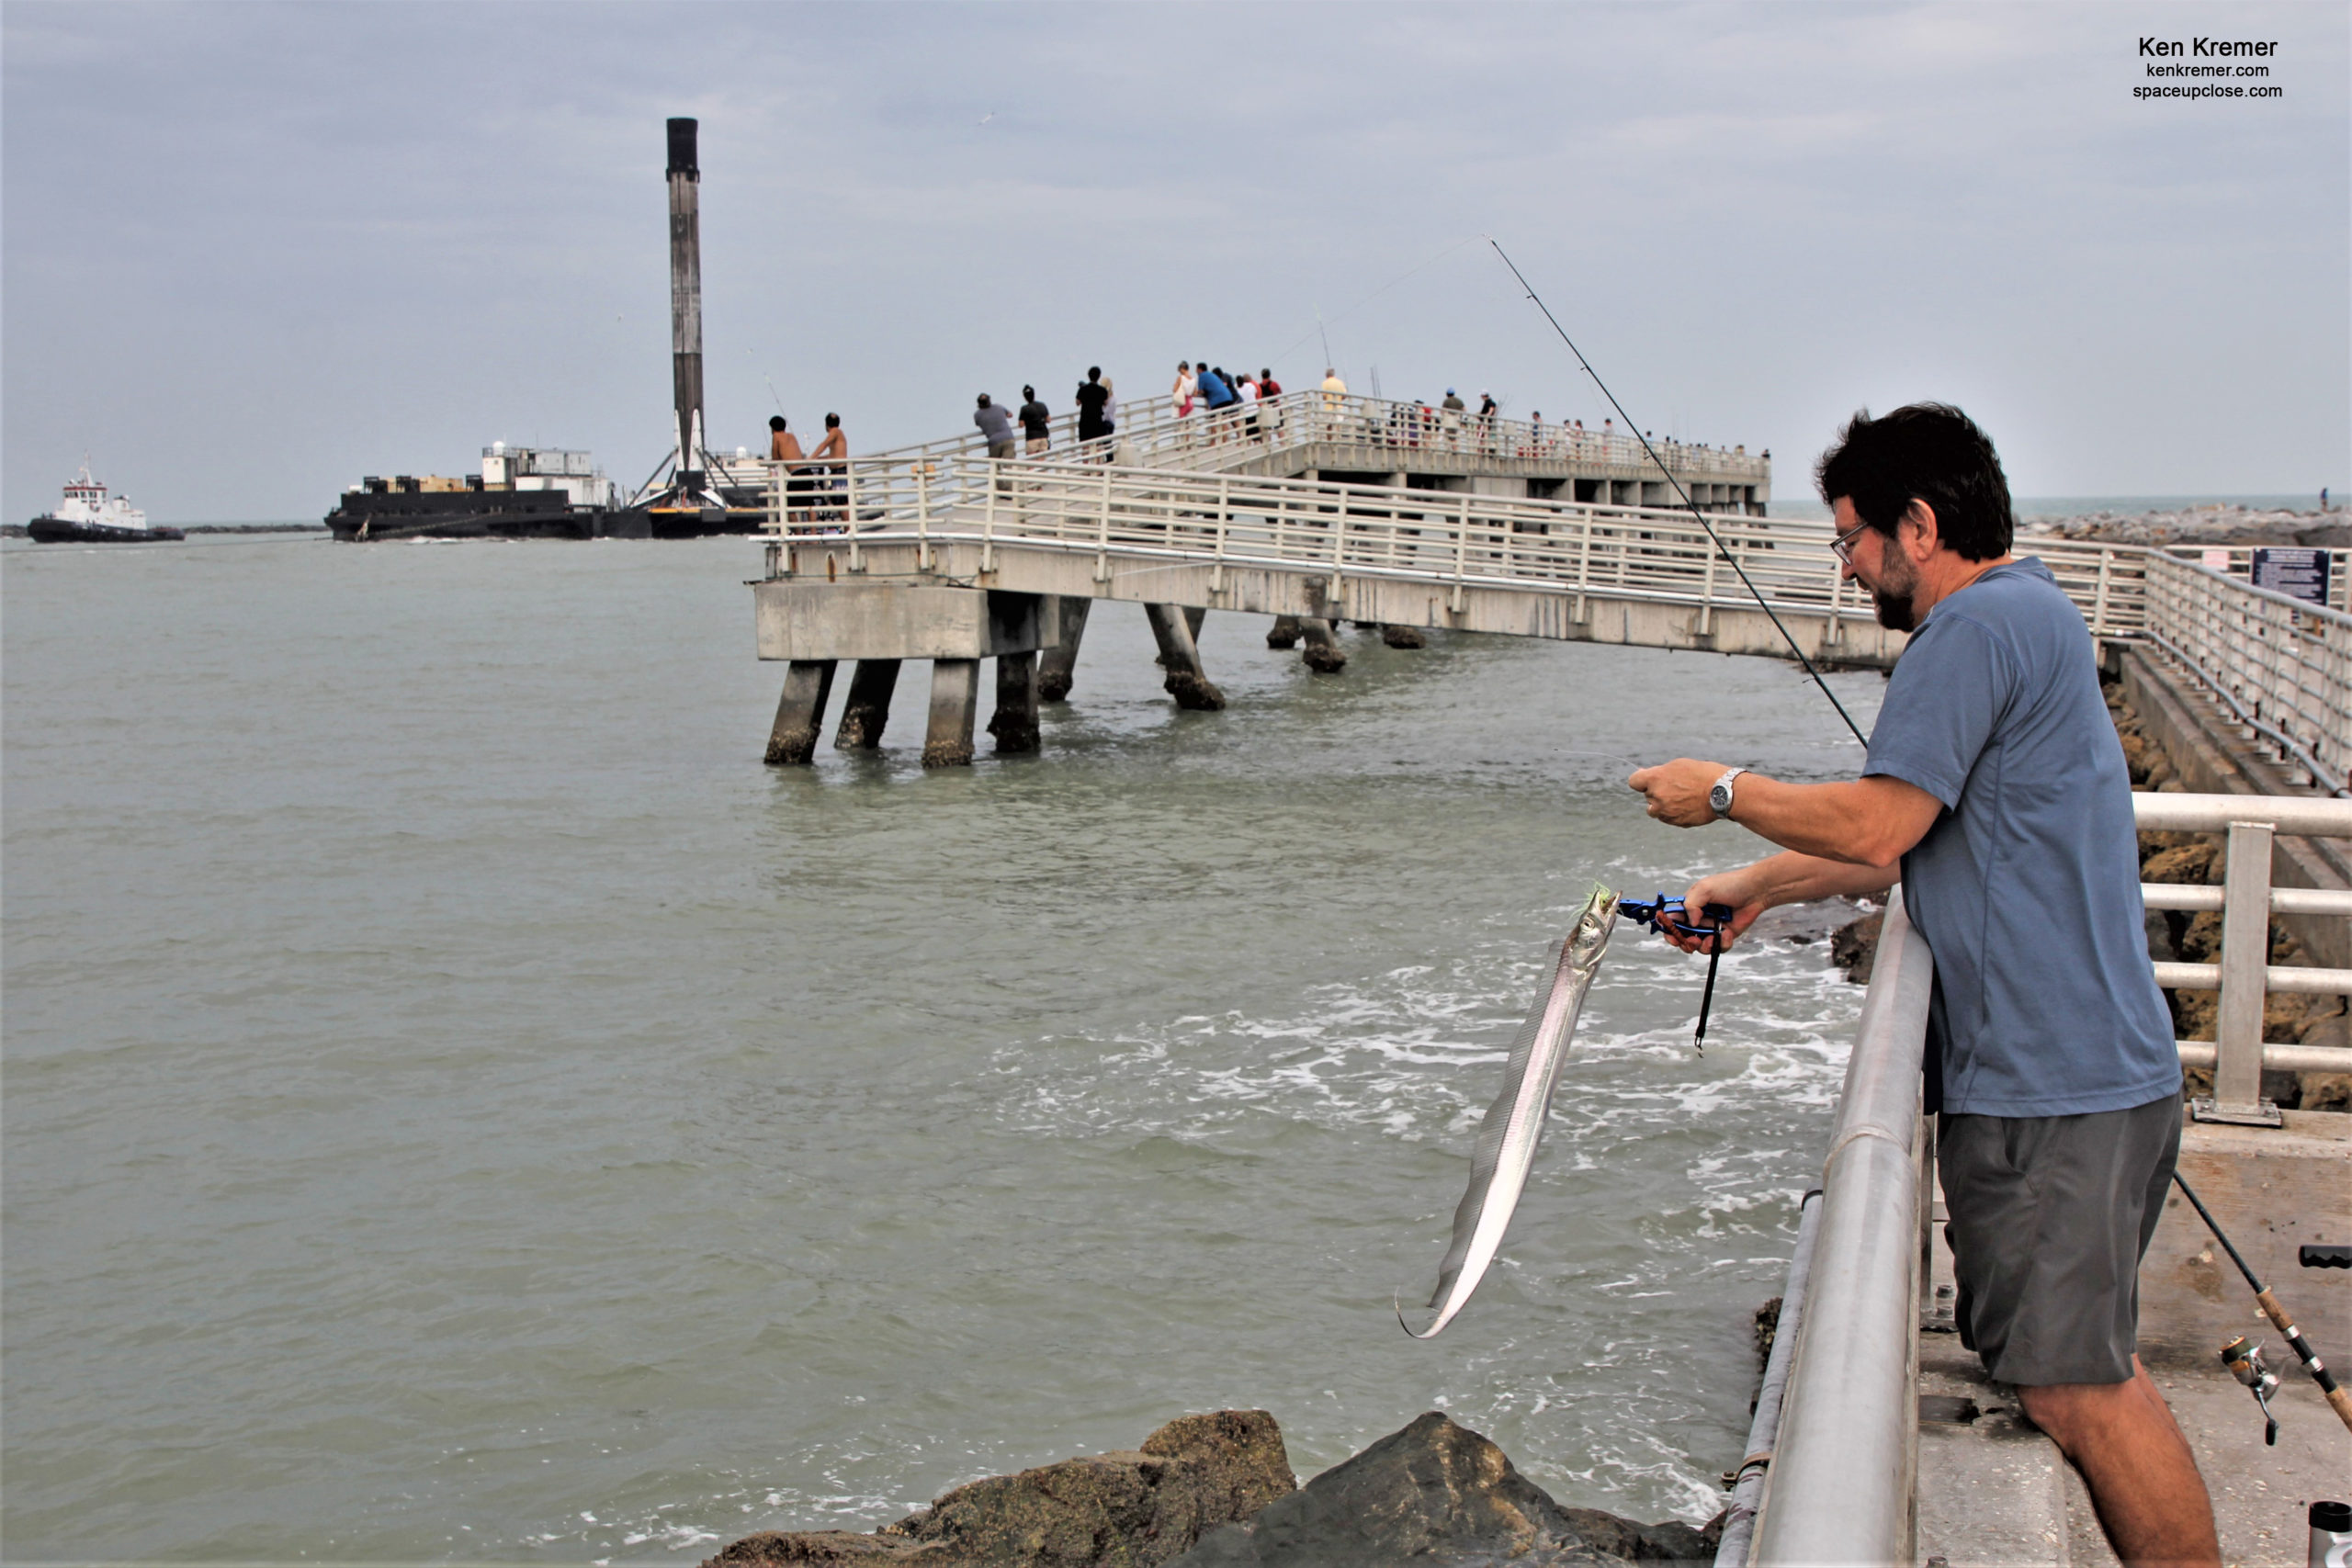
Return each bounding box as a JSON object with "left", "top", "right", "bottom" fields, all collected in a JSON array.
[{"left": 1402, "top": 884, "right": 1620, "bottom": 1338}]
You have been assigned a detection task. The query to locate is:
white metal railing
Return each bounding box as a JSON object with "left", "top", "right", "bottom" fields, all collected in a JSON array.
[
  {"left": 2133, "top": 791, "right": 2352, "bottom": 1114},
  {"left": 848, "top": 389, "right": 1772, "bottom": 488},
  {"left": 2160, "top": 544, "right": 2349, "bottom": 614},
  {"left": 756, "top": 453, "right": 2154, "bottom": 641},
  {"left": 1748, "top": 886, "right": 1932, "bottom": 1566},
  {"left": 2141, "top": 554, "right": 2352, "bottom": 796}
]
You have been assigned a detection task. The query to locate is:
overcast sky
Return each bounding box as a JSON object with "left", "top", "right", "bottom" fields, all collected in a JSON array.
[{"left": 6, "top": 1, "right": 2345, "bottom": 523}]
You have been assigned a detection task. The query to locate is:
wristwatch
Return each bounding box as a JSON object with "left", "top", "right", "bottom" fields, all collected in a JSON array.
[{"left": 1708, "top": 767, "right": 1748, "bottom": 819}]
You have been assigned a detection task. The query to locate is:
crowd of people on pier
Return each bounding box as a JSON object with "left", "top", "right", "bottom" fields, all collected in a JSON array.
[{"left": 762, "top": 362, "right": 1763, "bottom": 515}]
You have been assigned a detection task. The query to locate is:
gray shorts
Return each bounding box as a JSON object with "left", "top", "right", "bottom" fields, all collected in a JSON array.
[{"left": 1938, "top": 1093, "right": 2181, "bottom": 1387}]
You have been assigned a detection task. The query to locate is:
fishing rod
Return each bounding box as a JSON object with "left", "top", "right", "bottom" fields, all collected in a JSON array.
[
  {"left": 2171, "top": 1170, "right": 2352, "bottom": 1435},
  {"left": 1487, "top": 238, "right": 1870, "bottom": 750}
]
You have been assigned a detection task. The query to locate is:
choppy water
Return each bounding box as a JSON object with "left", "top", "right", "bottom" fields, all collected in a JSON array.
[{"left": 3, "top": 534, "right": 1884, "bottom": 1562}]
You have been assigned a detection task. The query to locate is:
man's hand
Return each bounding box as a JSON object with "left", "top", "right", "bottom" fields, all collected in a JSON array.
[
  {"left": 1653, "top": 871, "right": 1769, "bottom": 953},
  {"left": 1638, "top": 853, "right": 1902, "bottom": 955},
  {"left": 1627, "top": 759, "right": 1727, "bottom": 827}
]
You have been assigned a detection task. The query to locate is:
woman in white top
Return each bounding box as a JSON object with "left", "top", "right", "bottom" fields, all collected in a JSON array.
[{"left": 1172, "top": 361, "right": 1197, "bottom": 418}]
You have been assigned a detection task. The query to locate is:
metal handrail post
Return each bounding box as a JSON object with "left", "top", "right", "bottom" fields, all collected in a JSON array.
[
  {"left": 1751, "top": 886, "right": 1931, "bottom": 1568},
  {"left": 1699, "top": 514, "right": 1721, "bottom": 637},
  {"left": 2209, "top": 819, "right": 2278, "bottom": 1121},
  {"left": 915, "top": 461, "right": 931, "bottom": 572},
  {"left": 1211, "top": 475, "right": 1231, "bottom": 596}
]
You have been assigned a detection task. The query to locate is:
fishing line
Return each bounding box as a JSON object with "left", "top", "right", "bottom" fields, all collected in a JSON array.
[
  {"left": 1269, "top": 235, "right": 1487, "bottom": 369},
  {"left": 1486, "top": 238, "right": 1870, "bottom": 750}
]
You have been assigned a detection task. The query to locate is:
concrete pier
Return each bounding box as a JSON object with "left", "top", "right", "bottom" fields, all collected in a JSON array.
[
  {"left": 1037, "top": 597, "right": 1089, "bottom": 704},
  {"left": 832, "top": 659, "right": 901, "bottom": 750},
  {"left": 922, "top": 659, "right": 980, "bottom": 768},
  {"left": 987, "top": 652, "right": 1042, "bottom": 753},
  {"left": 764, "top": 659, "right": 837, "bottom": 765},
  {"left": 1265, "top": 615, "right": 1303, "bottom": 649},
  {"left": 1144, "top": 603, "right": 1225, "bottom": 710},
  {"left": 1298, "top": 616, "right": 1347, "bottom": 674}
]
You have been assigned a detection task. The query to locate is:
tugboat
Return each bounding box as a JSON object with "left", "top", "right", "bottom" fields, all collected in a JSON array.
[
  {"left": 324, "top": 443, "right": 630, "bottom": 541},
  {"left": 28, "top": 461, "right": 183, "bottom": 543}
]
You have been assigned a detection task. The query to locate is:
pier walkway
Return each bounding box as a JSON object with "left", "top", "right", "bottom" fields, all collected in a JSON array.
[
  {"left": 792, "top": 388, "right": 1773, "bottom": 513},
  {"left": 742, "top": 394, "right": 2346, "bottom": 799}
]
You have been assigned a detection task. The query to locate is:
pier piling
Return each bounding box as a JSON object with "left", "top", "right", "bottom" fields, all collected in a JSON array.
[
  {"left": 1299, "top": 617, "right": 1348, "bottom": 674},
  {"left": 1037, "top": 597, "right": 1090, "bottom": 704},
  {"left": 832, "top": 659, "right": 902, "bottom": 750},
  {"left": 764, "top": 659, "right": 839, "bottom": 764},
  {"left": 1265, "top": 615, "right": 1304, "bottom": 649},
  {"left": 1145, "top": 604, "right": 1227, "bottom": 710},
  {"left": 922, "top": 659, "right": 981, "bottom": 768},
  {"left": 1382, "top": 625, "right": 1428, "bottom": 649},
  {"left": 988, "top": 652, "right": 1043, "bottom": 753}
]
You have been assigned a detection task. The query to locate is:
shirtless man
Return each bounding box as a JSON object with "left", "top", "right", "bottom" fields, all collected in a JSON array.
[
  {"left": 769, "top": 415, "right": 809, "bottom": 529},
  {"left": 808, "top": 413, "right": 848, "bottom": 527}
]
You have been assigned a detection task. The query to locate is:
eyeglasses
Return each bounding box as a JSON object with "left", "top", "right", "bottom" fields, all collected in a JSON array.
[{"left": 1829, "top": 519, "right": 1874, "bottom": 566}]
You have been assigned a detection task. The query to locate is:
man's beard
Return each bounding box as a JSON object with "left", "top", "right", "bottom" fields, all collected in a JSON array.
[{"left": 1871, "top": 552, "right": 1919, "bottom": 632}]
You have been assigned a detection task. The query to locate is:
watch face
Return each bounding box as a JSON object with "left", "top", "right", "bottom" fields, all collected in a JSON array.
[{"left": 1710, "top": 784, "right": 1732, "bottom": 812}]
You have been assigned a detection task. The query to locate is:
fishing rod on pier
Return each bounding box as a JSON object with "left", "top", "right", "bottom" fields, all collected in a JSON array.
[
  {"left": 2171, "top": 1170, "right": 2352, "bottom": 1437},
  {"left": 1486, "top": 238, "right": 1870, "bottom": 750}
]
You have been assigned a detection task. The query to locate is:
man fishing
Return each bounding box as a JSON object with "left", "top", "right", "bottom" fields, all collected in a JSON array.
[{"left": 1628, "top": 404, "right": 2217, "bottom": 1568}]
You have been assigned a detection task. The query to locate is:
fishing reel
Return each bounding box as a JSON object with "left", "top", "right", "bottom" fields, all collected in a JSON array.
[
  {"left": 1620, "top": 894, "right": 1737, "bottom": 1053},
  {"left": 2221, "top": 1335, "right": 2280, "bottom": 1446}
]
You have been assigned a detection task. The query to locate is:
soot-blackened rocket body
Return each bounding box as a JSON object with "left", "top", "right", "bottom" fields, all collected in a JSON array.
[{"left": 667, "top": 117, "right": 706, "bottom": 489}]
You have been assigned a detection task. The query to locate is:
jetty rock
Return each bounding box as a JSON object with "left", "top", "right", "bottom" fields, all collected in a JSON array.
[
  {"left": 2020, "top": 505, "right": 2346, "bottom": 550},
  {"left": 1170, "top": 1412, "right": 1718, "bottom": 1568},
  {"left": 703, "top": 1409, "right": 1297, "bottom": 1568}
]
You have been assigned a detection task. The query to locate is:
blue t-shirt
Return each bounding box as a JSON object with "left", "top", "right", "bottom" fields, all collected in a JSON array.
[
  {"left": 1196, "top": 370, "right": 1235, "bottom": 408},
  {"left": 1863, "top": 558, "right": 2179, "bottom": 1117}
]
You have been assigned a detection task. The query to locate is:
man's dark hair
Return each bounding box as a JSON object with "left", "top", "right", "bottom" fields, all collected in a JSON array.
[
  {"left": 1815, "top": 403, "right": 2015, "bottom": 561},
  {"left": 768, "top": 415, "right": 786, "bottom": 431},
  {"left": 1087, "top": 366, "right": 1101, "bottom": 380},
  {"left": 977, "top": 393, "right": 991, "bottom": 407},
  {"left": 1023, "top": 385, "right": 1035, "bottom": 400},
  {"left": 824, "top": 412, "right": 840, "bottom": 429}
]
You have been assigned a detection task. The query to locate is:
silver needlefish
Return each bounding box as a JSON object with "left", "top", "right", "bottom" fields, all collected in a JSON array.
[{"left": 1401, "top": 883, "right": 1620, "bottom": 1338}]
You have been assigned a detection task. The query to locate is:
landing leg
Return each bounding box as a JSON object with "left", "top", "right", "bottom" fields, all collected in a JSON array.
[
  {"left": 1299, "top": 617, "right": 1348, "bottom": 674},
  {"left": 922, "top": 659, "right": 980, "bottom": 768},
  {"left": 832, "top": 659, "right": 902, "bottom": 750},
  {"left": 764, "top": 660, "right": 838, "bottom": 764},
  {"left": 1144, "top": 603, "right": 1227, "bottom": 710},
  {"left": 1037, "top": 597, "right": 1091, "bottom": 704},
  {"left": 987, "top": 650, "right": 1042, "bottom": 754}
]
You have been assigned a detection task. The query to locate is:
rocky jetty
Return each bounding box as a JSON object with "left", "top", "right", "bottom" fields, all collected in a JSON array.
[
  {"left": 701, "top": 1411, "right": 1717, "bottom": 1568},
  {"left": 1174, "top": 1412, "right": 1717, "bottom": 1567},
  {"left": 703, "top": 1410, "right": 1294, "bottom": 1568},
  {"left": 2021, "top": 504, "right": 2345, "bottom": 550}
]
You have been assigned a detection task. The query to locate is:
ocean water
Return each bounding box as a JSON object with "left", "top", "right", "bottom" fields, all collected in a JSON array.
[{"left": 3, "top": 533, "right": 1885, "bottom": 1561}]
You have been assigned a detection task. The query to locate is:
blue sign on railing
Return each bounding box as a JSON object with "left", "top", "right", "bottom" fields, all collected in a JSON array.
[{"left": 2250, "top": 547, "right": 2331, "bottom": 606}]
